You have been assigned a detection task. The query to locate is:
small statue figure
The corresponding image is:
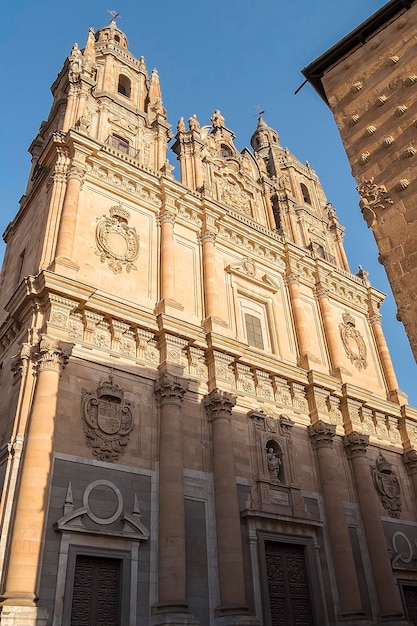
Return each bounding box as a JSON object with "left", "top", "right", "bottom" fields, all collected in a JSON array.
[
  {"left": 188, "top": 114, "right": 200, "bottom": 132},
  {"left": 177, "top": 117, "right": 186, "bottom": 133},
  {"left": 211, "top": 109, "right": 225, "bottom": 128},
  {"left": 68, "top": 43, "right": 83, "bottom": 83},
  {"left": 267, "top": 447, "right": 281, "bottom": 482}
]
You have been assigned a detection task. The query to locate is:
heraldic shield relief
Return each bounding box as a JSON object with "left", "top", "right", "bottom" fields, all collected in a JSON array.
[
  {"left": 372, "top": 454, "right": 402, "bottom": 518},
  {"left": 81, "top": 374, "right": 133, "bottom": 462},
  {"left": 339, "top": 311, "right": 367, "bottom": 371},
  {"left": 95, "top": 203, "right": 139, "bottom": 274}
]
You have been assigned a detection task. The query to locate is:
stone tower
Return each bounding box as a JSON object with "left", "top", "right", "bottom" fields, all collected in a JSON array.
[{"left": 1, "top": 17, "right": 417, "bottom": 626}]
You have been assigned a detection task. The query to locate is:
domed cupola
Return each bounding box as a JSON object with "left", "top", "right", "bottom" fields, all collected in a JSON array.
[
  {"left": 250, "top": 116, "right": 280, "bottom": 154},
  {"left": 95, "top": 19, "right": 128, "bottom": 49}
]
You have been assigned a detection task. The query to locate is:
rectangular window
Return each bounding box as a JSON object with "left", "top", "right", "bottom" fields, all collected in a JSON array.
[{"left": 245, "top": 313, "right": 264, "bottom": 349}]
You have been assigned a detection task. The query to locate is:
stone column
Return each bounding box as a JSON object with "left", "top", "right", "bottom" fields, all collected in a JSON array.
[
  {"left": 54, "top": 165, "right": 85, "bottom": 264},
  {"left": 344, "top": 432, "right": 406, "bottom": 622},
  {"left": 203, "top": 389, "right": 251, "bottom": 620},
  {"left": 369, "top": 313, "right": 402, "bottom": 400},
  {"left": 159, "top": 210, "right": 177, "bottom": 304},
  {"left": 286, "top": 273, "right": 310, "bottom": 368},
  {"left": 1, "top": 336, "right": 68, "bottom": 615},
  {"left": 154, "top": 373, "right": 193, "bottom": 621},
  {"left": 201, "top": 230, "right": 219, "bottom": 321},
  {"left": 316, "top": 285, "right": 345, "bottom": 377},
  {"left": 309, "top": 421, "right": 363, "bottom": 618}
]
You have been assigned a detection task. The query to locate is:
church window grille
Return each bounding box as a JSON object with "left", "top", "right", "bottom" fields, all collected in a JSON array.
[
  {"left": 117, "top": 75, "right": 131, "bottom": 98},
  {"left": 111, "top": 134, "right": 130, "bottom": 154},
  {"left": 300, "top": 183, "right": 311, "bottom": 205},
  {"left": 245, "top": 313, "right": 264, "bottom": 349}
]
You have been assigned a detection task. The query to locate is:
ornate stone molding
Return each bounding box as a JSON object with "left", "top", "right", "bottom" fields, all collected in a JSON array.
[
  {"left": 308, "top": 420, "right": 336, "bottom": 449},
  {"left": 204, "top": 388, "right": 236, "bottom": 422},
  {"left": 339, "top": 311, "right": 367, "bottom": 370},
  {"left": 154, "top": 372, "right": 188, "bottom": 406},
  {"left": 81, "top": 375, "right": 134, "bottom": 462},
  {"left": 371, "top": 454, "right": 401, "bottom": 518},
  {"left": 343, "top": 431, "right": 369, "bottom": 458},
  {"left": 11, "top": 343, "right": 31, "bottom": 379},
  {"left": 356, "top": 178, "right": 393, "bottom": 228},
  {"left": 95, "top": 204, "right": 139, "bottom": 273},
  {"left": 35, "top": 335, "right": 70, "bottom": 375}
]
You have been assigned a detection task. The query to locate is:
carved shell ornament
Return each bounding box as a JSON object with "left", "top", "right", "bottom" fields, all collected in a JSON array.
[
  {"left": 95, "top": 204, "right": 139, "bottom": 273},
  {"left": 339, "top": 311, "right": 367, "bottom": 370}
]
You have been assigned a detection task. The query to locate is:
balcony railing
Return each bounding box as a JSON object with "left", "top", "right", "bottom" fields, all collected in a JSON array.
[{"left": 105, "top": 135, "right": 140, "bottom": 160}]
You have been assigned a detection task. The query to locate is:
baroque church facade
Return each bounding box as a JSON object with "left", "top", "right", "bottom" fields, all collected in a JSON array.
[{"left": 1, "top": 17, "right": 417, "bottom": 626}]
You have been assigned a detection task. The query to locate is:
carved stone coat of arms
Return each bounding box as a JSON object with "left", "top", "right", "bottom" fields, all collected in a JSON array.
[
  {"left": 371, "top": 454, "right": 401, "bottom": 518},
  {"left": 81, "top": 375, "right": 133, "bottom": 462}
]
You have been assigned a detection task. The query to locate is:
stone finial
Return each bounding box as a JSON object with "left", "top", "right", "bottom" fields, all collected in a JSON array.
[
  {"left": 211, "top": 110, "right": 225, "bottom": 128},
  {"left": 188, "top": 114, "right": 200, "bottom": 132},
  {"left": 177, "top": 117, "right": 186, "bottom": 133}
]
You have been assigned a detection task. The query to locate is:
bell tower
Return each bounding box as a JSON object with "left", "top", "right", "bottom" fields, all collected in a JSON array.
[{"left": 251, "top": 116, "right": 350, "bottom": 272}]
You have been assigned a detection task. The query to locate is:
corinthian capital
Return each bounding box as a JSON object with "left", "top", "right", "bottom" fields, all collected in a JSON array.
[
  {"left": 67, "top": 165, "right": 85, "bottom": 183},
  {"left": 200, "top": 230, "right": 217, "bottom": 245},
  {"left": 36, "top": 335, "right": 70, "bottom": 375},
  {"left": 204, "top": 388, "right": 236, "bottom": 422},
  {"left": 343, "top": 431, "right": 369, "bottom": 458},
  {"left": 159, "top": 210, "right": 176, "bottom": 226},
  {"left": 308, "top": 420, "right": 336, "bottom": 449},
  {"left": 155, "top": 372, "right": 188, "bottom": 406}
]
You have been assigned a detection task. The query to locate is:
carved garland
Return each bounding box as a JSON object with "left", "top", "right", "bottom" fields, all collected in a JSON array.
[{"left": 95, "top": 204, "right": 139, "bottom": 273}]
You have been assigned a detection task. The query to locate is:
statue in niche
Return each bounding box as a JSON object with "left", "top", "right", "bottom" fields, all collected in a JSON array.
[{"left": 267, "top": 447, "right": 281, "bottom": 482}]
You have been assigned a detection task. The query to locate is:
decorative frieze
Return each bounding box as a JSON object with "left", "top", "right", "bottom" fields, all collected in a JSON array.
[{"left": 233, "top": 362, "right": 255, "bottom": 395}]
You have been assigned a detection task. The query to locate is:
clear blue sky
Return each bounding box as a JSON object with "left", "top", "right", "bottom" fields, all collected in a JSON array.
[{"left": 1, "top": 0, "right": 416, "bottom": 405}]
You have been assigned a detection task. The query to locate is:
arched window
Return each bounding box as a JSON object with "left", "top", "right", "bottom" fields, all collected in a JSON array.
[
  {"left": 114, "top": 34, "right": 120, "bottom": 43},
  {"left": 117, "top": 75, "right": 131, "bottom": 98},
  {"left": 300, "top": 183, "right": 311, "bottom": 205}
]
